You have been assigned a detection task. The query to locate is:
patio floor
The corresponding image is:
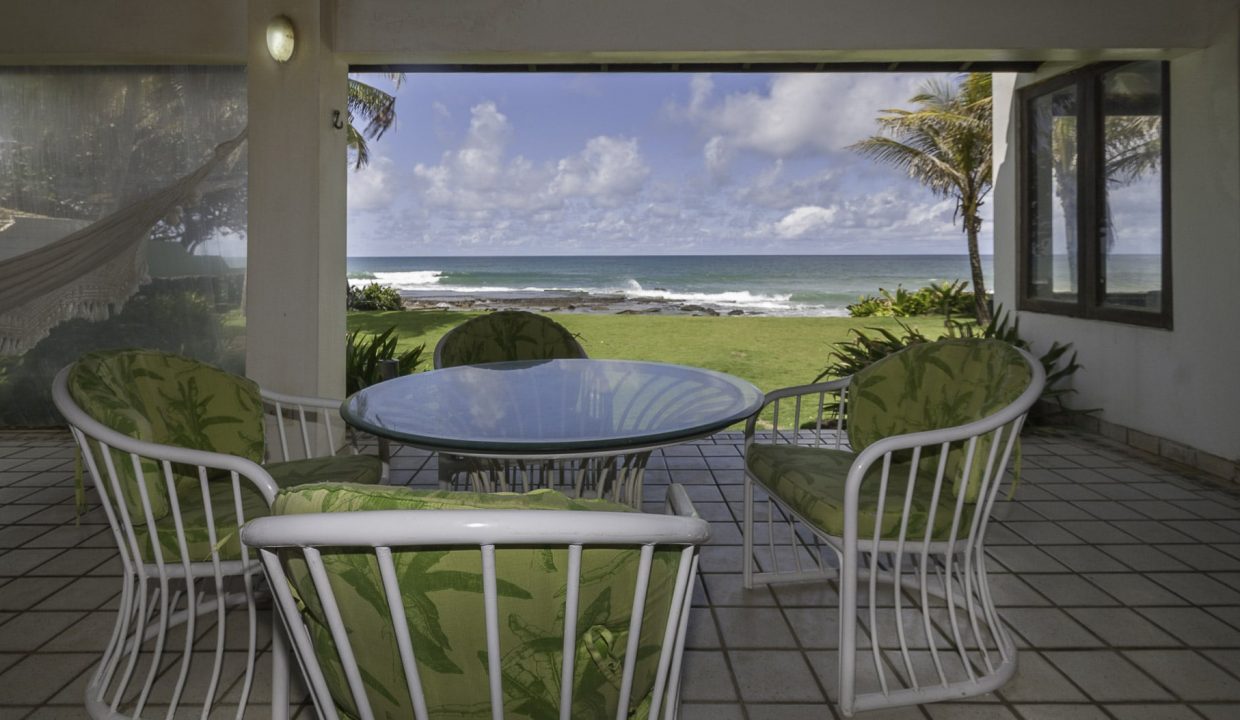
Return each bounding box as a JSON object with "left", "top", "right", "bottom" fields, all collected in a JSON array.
[{"left": 2, "top": 427, "right": 1239, "bottom": 719}]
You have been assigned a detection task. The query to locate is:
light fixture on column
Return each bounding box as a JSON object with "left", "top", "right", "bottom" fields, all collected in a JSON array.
[{"left": 266, "top": 15, "right": 296, "bottom": 63}]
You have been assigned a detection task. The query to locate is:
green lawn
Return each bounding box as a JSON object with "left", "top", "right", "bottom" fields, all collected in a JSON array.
[{"left": 349, "top": 310, "right": 956, "bottom": 394}]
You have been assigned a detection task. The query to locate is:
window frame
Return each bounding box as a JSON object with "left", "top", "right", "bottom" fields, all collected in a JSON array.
[{"left": 1017, "top": 61, "right": 1172, "bottom": 329}]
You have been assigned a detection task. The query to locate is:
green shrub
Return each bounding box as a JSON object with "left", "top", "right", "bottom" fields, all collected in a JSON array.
[
  {"left": 817, "top": 307, "right": 1087, "bottom": 424},
  {"left": 0, "top": 280, "right": 226, "bottom": 426},
  {"left": 347, "top": 282, "right": 403, "bottom": 312},
  {"left": 847, "top": 280, "right": 979, "bottom": 319},
  {"left": 346, "top": 326, "right": 425, "bottom": 396}
]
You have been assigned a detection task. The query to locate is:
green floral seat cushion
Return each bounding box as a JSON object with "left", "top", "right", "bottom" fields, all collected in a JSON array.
[
  {"left": 266, "top": 454, "right": 382, "bottom": 489},
  {"left": 273, "top": 484, "right": 684, "bottom": 720},
  {"left": 746, "top": 443, "right": 973, "bottom": 541},
  {"left": 435, "top": 310, "right": 586, "bottom": 368},
  {"left": 846, "top": 339, "right": 1032, "bottom": 502},
  {"left": 68, "top": 349, "right": 266, "bottom": 521}
]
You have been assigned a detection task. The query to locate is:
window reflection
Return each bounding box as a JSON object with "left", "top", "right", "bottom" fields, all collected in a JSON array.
[
  {"left": 1101, "top": 61, "right": 1164, "bottom": 312},
  {"left": 1027, "top": 85, "right": 1079, "bottom": 302}
]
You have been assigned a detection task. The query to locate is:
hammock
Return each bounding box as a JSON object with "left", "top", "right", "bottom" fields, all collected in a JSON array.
[{"left": 0, "top": 130, "right": 247, "bottom": 355}]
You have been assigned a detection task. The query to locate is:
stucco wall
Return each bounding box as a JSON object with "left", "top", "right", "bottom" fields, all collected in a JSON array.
[{"left": 993, "top": 12, "right": 1240, "bottom": 462}]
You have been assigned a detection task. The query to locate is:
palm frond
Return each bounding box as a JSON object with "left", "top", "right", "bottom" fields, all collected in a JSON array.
[
  {"left": 345, "top": 74, "right": 406, "bottom": 171},
  {"left": 347, "top": 123, "right": 369, "bottom": 170}
]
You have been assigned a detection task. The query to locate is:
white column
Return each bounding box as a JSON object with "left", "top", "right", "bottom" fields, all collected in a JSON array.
[{"left": 246, "top": 0, "right": 348, "bottom": 399}]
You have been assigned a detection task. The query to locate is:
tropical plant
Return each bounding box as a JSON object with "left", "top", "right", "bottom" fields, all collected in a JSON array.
[
  {"left": 851, "top": 73, "right": 994, "bottom": 324},
  {"left": 816, "top": 321, "right": 933, "bottom": 381},
  {"left": 847, "top": 280, "right": 975, "bottom": 318},
  {"left": 345, "top": 326, "right": 424, "bottom": 396},
  {"left": 347, "top": 282, "right": 403, "bottom": 312},
  {"left": 817, "top": 307, "right": 1086, "bottom": 424},
  {"left": 347, "top": 73, "right": 405, "bottom": 169}
]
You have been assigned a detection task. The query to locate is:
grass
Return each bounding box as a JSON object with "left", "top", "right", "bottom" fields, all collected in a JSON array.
[{"left": 348, "top": 310, "right": 957, "bottom": 394}]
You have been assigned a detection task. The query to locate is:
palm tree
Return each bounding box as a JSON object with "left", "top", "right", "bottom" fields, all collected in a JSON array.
[
  {"left": 346, "top": 73, "right": 405, "bottom": 170},
  {"left": 851, "top": 73, "right": 993, "bottom": 324}
]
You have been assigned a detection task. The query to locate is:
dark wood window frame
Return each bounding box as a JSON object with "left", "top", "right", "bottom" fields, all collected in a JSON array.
[{"left": 1017, "top": 61, "right": 1172, "bottom": 329}]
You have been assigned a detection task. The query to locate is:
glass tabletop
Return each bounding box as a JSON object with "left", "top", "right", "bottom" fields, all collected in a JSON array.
[{"left": 341, "top": 359, "right": 764, "bottom": 455}]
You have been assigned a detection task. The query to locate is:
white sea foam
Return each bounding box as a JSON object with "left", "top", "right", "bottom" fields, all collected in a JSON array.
[
  {"left": 350, "top": 270, "right": 846, "bottom": 315},
  {"left": 619, "top": 279, "right": 795, "bottom": 311},
  {"left": 349, "top": 270, "right": 444, "bottom": 289}
]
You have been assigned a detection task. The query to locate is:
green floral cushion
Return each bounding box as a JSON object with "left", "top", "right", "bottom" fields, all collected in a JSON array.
[
  {"left": 68, "top": 349, "right": 266, "bottom": 521},
  {"left": 747, "top": 443, "right": 973, "bottom": 541},
  {"left": 435, "top": 310, "right": 586, "bottom": 368},
  {"left": 846, "top": 339, "right": 1032, "bottom": 502},
  {"left": 272, "top": 484, "right": 684, "bottom": 719},
  {"left": 266, "top": 454, "right": 383, "bottom": 488}
]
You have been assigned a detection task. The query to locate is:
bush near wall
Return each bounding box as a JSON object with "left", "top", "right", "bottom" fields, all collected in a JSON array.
[{"left": 0, "top": 279, "right": 230, "bottom": 427}]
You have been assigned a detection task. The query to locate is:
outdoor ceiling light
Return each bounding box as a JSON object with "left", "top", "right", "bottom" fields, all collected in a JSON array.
[{"left": 266, "top": 15, "right": 296, "bottom": 63}]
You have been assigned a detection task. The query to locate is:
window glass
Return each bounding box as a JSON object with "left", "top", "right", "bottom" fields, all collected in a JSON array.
[
  {"left": 1027, "top": 85, "right": 1079, "bottom": 302},
  {"left": 1100, "top": 61, "right": 1164, "bottom": 312},
  {"left": 0, "top": 67, "right": 247, "bottom": 425}
]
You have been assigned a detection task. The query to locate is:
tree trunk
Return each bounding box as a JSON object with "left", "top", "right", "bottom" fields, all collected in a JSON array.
[{"left": 966, "top": 215, "right": 992, "bottom": 325}]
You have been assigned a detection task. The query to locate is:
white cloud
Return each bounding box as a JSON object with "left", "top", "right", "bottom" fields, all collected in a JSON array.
[
  {"left": 347, "top": 155, "right": 395, "bottom": 212},
  {"left": 672, "top": 73, "right": 945, "bottom": 171},
  {"left": 412, "top": 102, "right": 650, "bottom": 214},
  {"left": 552, "top": 136, "right": 650, "bottom": 203},
  {"left": 737, "top": 161, "right": 840, "bottom": 210},
  {"left": 774, "top": 205, "right": 837, "bottom": 238},
  {"left": 704, "top": 136, "right": 731, "bottom": 181}
]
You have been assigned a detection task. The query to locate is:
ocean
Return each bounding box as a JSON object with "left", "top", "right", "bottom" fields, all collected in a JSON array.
[{"left": 347, "top": 255, "right": 992, "bottom": 316}]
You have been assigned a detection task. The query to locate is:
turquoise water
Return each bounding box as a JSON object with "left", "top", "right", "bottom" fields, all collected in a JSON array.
[{"left": 347, "top": 255, "right": 996, "bottom": 316}]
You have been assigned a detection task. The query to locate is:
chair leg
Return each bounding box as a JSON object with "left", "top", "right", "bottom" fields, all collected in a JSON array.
[
  {"left": 743, "top": 474, "right": 755, "bottom": 589},
  {"left": 271, "top": 612, "right": 291, "bottom": 720}
]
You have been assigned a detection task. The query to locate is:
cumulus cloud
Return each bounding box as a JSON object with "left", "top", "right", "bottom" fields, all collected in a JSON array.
[
  {"left": 751, "top": 189, "right": 986, "bottom": 252},
  {"left": 736, "top": 160, "right": 840, "bottom": 210},
  {"left": 704, "top": 136, "right": 732, "bottom": 181},
  {"left": 412, "top": 102, "right": 650, "bottom": 214},
  {"left": 774, "top": 205, "right": 837, "bottom": 238},
  {"left": 552, "top": 136, "right": 650, "bottom": 203},
  {"left": 347, "top": 155, "right": 395, "bottom": 212},
  {"left": 671, "top": 73, "right": 945, "bottom": 181}
]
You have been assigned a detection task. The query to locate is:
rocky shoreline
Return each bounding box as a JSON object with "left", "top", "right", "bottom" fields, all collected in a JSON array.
[{"left": 400, "top": 292, "right": 753, "bottom": 317}]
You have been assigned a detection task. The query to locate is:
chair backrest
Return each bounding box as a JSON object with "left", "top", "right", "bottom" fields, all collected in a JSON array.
[
  {"left": 434, "top": 310, "right": 587, "bottom": 369},
  {"left": 242, "top": 483, "right": 709, "bottom": 720},
  {"left": 61, "top": 348, "right": 265, "bottom": 521},
  {"left": 846, "top": 339, "right": 1036, "bottom": 501}
]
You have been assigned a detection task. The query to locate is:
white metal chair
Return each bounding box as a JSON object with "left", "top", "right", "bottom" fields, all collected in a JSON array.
[
  {"left": 741, "top": 339, "right": 1045, "bottom": 716},
  {"left": 261, "top": 385, "right": 390, "bottom": 482},
  {"left": 52, "top": 349, "right": 383, "bottom": 720},
  {"left": 241, "top": 483, "right": 709, "bottom": 720},
  {"left": 432, "top": 310, "right": 588, "bottom": 490}
]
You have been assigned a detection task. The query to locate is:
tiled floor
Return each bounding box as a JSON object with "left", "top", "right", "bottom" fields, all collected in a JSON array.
[{"left": 2, "top": 427, "right": 1240, "bottom": 718}]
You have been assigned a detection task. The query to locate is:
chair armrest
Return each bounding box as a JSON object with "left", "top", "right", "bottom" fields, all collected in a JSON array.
[
  {"left": 744, "top": 376, "right": 852, "bottom": 447},
  {"left": 664, "top": 483, "right": 699, "bottom": 519}
]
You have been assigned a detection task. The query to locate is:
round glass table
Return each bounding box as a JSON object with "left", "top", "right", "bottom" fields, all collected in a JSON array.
[{"left": 341, "top": 359, "right": 764, "bottom": 505}]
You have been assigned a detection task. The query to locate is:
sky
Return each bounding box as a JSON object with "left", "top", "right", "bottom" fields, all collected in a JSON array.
[{"left": 346, "top": 72, "right": 997, "bottom": 257}]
